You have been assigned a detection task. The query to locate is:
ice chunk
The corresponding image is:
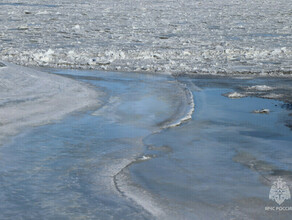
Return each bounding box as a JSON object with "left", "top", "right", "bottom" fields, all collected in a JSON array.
[
  {"left": 247, "top": 85, "right": 274, "bottom": 91},
  {"left": 252, "top": 109, "right": 270, "bottom": 114},
  {"left": 0, "top": 61, "right": 102, "bottom": 144},
  {"left": 224, "top": 92, "right": 246, "bottom": 99}
]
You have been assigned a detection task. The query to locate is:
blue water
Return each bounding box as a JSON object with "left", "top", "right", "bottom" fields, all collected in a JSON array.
[{"left": 0, "top": 70, "right": 292, "bottom": 219}]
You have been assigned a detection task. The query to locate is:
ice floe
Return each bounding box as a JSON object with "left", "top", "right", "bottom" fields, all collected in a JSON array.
[
  {"left": 0, "top": 62, "right": 102, "bottom": 144},
  {"left": 247, "top": 85, "right": 274, "bottom": 91},
  {"left": 224, "top": 92, "right": 246, "bottom": 99}
]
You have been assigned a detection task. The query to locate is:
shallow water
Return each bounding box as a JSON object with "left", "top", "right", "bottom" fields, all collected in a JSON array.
[
  {"left": 128, "top": 86, "right": 292, "bottom": 219},
  {"left": 0, "top": 69, "right": 292, "bottom": 219}
]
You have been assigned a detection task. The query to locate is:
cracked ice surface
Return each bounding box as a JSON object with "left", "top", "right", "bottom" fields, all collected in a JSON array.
[{"left": 0, "top": 0, "right": 291, "bottom": 75}]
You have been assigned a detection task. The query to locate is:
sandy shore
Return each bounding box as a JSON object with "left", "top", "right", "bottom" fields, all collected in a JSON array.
[{"left": 0, "top": 61, "right": 102, "bottom": 145}]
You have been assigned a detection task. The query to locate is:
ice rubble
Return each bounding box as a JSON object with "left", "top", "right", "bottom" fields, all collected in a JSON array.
[{"left": 0, "top": 0, "right": 291, "bottom": 75}]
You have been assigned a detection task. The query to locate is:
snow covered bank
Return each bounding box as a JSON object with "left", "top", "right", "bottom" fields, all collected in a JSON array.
[
  {"left": 0, "top": 62, "right": 101, "bottom": 144},
  {"left": 0, "top": 0, "right": 291, "bottom": 75}
]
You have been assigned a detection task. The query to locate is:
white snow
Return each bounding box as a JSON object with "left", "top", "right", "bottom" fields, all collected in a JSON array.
[
  {"left": 0, "top": 0, "right": 291, "bottom": 75},
  {"left": 0, "top": 62, "right": 101, "bottom": 144}
]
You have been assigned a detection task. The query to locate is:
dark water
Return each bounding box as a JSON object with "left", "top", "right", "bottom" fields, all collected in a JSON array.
[{"left": 0, "top": 70, "right": 292, "bottom": 219}]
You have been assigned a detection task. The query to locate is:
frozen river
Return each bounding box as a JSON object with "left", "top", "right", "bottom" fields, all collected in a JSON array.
[
  {"left": 0, "top": 67, "right": 291, "bottom": 219},
  {"left": 0, "top": 0, "right": 291, "bottom": 75}
]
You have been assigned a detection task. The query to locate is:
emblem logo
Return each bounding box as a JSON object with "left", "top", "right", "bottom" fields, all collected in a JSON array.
[{"left": 269, "top": 177, "right": 291, "bottom": 205}]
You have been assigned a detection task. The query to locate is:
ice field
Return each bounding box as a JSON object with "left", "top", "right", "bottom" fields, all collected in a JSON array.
[
  {"left": 0, "top": 0, "right": 291, "bottom": 75},
  {"left": 1, "top": 1, "right": 292, "bottom": 219}
]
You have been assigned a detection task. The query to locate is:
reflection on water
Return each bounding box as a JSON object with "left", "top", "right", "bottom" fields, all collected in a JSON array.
[{"left": 0, "top": 70, "right": 292, "bottom": 219}]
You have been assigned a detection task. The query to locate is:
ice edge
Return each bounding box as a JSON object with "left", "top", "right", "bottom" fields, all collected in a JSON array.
[{"left": 113, "top": 82, "right": 195, "bottom": 219}]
